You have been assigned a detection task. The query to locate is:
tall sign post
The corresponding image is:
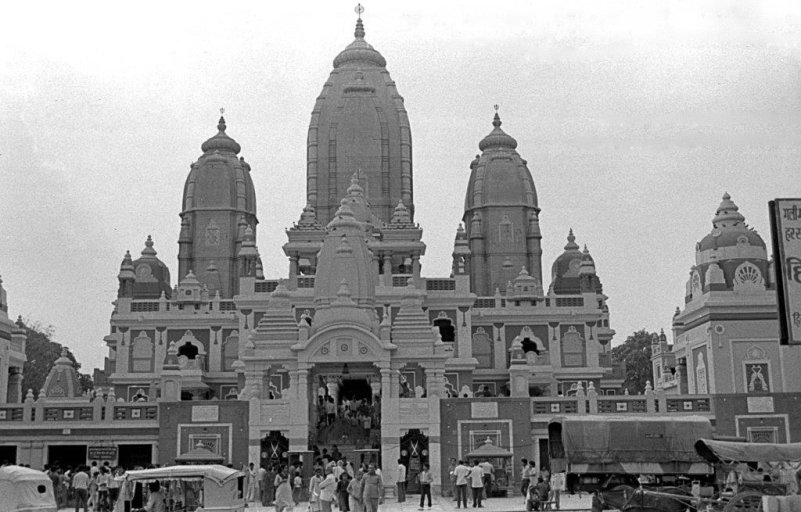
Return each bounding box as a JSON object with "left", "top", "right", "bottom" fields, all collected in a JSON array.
[{"left": 769, "top": 198, "right": 801, "bottom": 345}]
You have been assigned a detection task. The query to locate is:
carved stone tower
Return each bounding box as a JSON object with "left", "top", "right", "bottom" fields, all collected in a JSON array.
[
  {"left": 463, "top": 112, "right": 542, "bottom": 296},
  {"left": 306, "top": 14, "right": 413, "bottom": 225},
  {"left": 179, "top": 116, "right": 257, "bottom": 298}
]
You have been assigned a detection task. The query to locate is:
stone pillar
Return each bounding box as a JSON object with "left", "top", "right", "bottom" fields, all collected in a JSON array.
[
  {"left": 209, "top": 327, "right": 222, "bottom": 374},
  {"left": 117, "top": 328, "right": 131, "bottom": 375},
  {"left": 548, "top": 323, "right": 561, "bottom": 368},
  {"left": 383, "top": 255, "right": 393, "bottom": 286},
  {"left": 379, "top": 366, "right": 398, "bottom": 497},
  {"left": 289, "top": 367, "right": 310, "bottom": 452},
  {"left": 584, "top": 322, "right": 599, "bottom": 367},
  {"left": 7, "top": 368, "right": 23, "bottom": 404},
  {"left": 424, "top": 367, "right": 444, "bottom": 494},
  {"left": 412, "top": 254, "right": 421, "bottom": 280}
]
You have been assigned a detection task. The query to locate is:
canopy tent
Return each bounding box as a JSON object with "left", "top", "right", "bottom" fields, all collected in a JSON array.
[
  {"left": 694, "top": 439, "right": 801, "bottom": 464},
  {"left": 174, "top": 443, "right": 226, "bottom": 465},
  {"left": 548, "top": 416, "right": 714, "bottom": 475},
  {"left": 467, "top": 439, "right": 513, "bottom": 459},
  {"left": 0, "top": 465, "right": 57, "bottom": 512},
  {"left": 125, "top": 464, "right": 243, "bottom": 486}
]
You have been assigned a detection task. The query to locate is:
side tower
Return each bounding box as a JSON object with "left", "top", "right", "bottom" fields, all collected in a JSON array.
[
  {"left": 306, "top": 13, "right": 413, "bottom": 225},
  {"left": 179, "top": 117, "right": 257, "bottom": 298},
  {"left": 463, "top": 112, "right": 542, "bottom": 296}
]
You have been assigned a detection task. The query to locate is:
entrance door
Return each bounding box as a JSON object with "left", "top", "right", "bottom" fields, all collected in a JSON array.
[
  {"left": 118, "top": 444, "right": 152, "bottom": 469},
  {"left": 400, "top": 429, "right": 429, "bottom": 494},
  {"left": 48, "top": 445, "right": 87, "bottom": 468},
  {"left": 0, "top": 445, "right": 16, "bottom": 465}
]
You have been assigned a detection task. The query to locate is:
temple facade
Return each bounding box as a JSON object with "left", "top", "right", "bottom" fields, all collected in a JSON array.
[{"left": 1, "top": 9, "right": 798, "bottom": 495}]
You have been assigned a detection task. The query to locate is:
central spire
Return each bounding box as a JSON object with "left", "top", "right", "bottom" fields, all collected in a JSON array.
[
  {"left": 306, "top": 6, "right": 413, "bottom": 225},
  {"left": 354, "top": 3, "right": 365, "bottom": 38}
]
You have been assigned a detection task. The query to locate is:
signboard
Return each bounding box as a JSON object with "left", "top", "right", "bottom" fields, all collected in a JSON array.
[
  {"left": 88, "top": 446, "right": 117, "bottom": 461},
  {"left": 769, "top": 199, "right": 801, "bottom": 345},
  {"left": 747, "top": 396, "right": 774, "bottom": 414},
  {"left": 471, "top": 402, "right": 498, "bottom": 419},
  {"left": 191, "top": 405, "right": 219, "bottom": 422}
]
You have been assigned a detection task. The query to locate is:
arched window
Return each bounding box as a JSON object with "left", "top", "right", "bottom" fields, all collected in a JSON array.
[
  {"left": 433, "top": 313, "right": 455, "bottom": 342},
  {"left": 472, "top": 328, "right": 493, "bottom": 369},
  {"left": 222, "top": 331, "right": 239, "bottom": 371},
  {"left": 695, "top": 351, "right": 708, "bottom": 394},
  {"left": 131, "top": 332, "right": 153, "bottom": 373},
  {"left": 733, "top": 261, "right": 764, "bottom": 293},
  {"left": 561, "top": 328, "right": 585, "bottom": 367}
]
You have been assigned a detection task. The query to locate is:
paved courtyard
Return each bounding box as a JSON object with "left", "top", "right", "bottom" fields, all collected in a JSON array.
[{"left": 58, "top": 492, "right": 593, "bottom": 512}]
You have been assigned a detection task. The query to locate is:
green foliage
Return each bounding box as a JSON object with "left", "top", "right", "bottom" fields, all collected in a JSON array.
[
  {"left": 19, "top": 319, "right": 93, "bottom": 395},
  {"left": 611, "top": 329, "right": 656, "bottom": 395}
]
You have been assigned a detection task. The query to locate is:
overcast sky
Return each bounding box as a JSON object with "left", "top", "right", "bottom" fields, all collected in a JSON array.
[{"left": 1, "top": 1, "right": 800, "bottom": 372}]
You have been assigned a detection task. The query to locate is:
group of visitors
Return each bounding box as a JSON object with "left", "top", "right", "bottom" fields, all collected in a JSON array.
[
  {"left": 316, "top": 394, "right": 380, "bottom": 436},
  {"left": 520, "top": 458, "right": 566, "bottom": 511},
  {"left": 244, "top": 461, "right": 304, "bottom": 509},
  {"left": 309, "top": 461, "right": 384, "bottom": 512},
  {"left": 45, "top": 461, "right": 125, "bottom": 512},
  {"left": 448, "top": 459, "right": 494, "bottom": 509}
]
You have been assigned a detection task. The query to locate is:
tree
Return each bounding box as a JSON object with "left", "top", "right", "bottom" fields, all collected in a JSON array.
[
  {"left": 611, "top": 329, "right": 656, "bottom": 395},
  {"left": 20, "top": 319, "right": 93, "bottom": 396}
]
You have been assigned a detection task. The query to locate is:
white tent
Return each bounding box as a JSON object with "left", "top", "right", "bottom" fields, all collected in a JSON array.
[{"left": 0, "top": 465, "right": 57, "bottom": 512}]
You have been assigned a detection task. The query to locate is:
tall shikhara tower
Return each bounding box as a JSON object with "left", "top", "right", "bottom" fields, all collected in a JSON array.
[{"left": 305, "top": 13, "right": 414, "bottom": 226}]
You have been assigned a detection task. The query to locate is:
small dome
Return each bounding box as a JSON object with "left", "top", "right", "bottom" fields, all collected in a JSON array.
[
  {"left": 333, "top": 18, "right": 387, "bottom": 69},
  {"left": 478, "top": 113, "right": 518, "bottom": 151},
  {"left": 550, "top": 229, "right": 584, "bottom": 294},
  {"left": 200, "top": 116, "right": 241, "bottom": 154},
  {"left": 697, "top": 193, "right": 765, "bottom": 252},
  {"left": 131, "top": 236, "right": 172, "bottom": 299},
  {"left": 464, "top": 112, "right": 537, "bottom": 210},
  {"left": 42, "top": 348, "right": 82, "bottom": 399}
]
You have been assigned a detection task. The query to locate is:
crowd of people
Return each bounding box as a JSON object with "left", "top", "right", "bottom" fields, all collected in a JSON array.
[
  {"left": 42, "top": 461, "right": 128, "bottom": 512},
  {"left": 244, "top": 449, "right": 387, "bottom": 512}
]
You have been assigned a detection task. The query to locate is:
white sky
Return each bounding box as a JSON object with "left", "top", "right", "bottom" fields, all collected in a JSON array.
[{"left": 1, "top": 0, "right": 800, "bottom": 372}]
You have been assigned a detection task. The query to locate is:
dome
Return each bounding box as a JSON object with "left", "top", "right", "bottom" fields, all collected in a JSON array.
[
  {"left": 183, "top": 117, "right": 256, "bottom": 214},
  {"left": 550, "top": 229, "right": 583, "bottom": 294},
  {"left": 478, "top": 113, "right": 518, "bottom": 151},
  {"left": 697, "top": 193, "right": 765, "bottom": 252},
  {"left": 200, "top": 116, "right": 241, "bottom": 154},
  {"left": 333, "top": 18, "right": 387, "bottom": 69},
  {"left": 464, "top": 112, "right": 537, "bottom": 210},
  {"left": 131, "top": 236, "right": 172, "bottom": 299}
]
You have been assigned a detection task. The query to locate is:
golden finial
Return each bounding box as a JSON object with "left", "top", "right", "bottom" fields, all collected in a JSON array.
[
  {"left": 220, "top": 107, "right": 225, "bottom": 115},
  {"left": 494, "top": 104, "right": 499, "bottom": 112},
  {"left": 355, "top": 3, "right": 364, "bottom": 17}
]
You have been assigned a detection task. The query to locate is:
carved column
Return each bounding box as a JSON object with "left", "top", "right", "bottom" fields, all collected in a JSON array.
[
  {"left": 379, "top": 366, "right": 398, "bottom": 497},
  {"left": 7, "top": 368, "right": 22, "bottom": 403},
  {"left": 383, "top": 255, "right": 393, "bottom": 286}
]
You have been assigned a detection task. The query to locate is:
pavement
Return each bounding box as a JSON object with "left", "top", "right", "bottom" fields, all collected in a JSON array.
[
  {"left": 242, "top": 493, "right": 593, "bottom": 512},
  {"left": 58, "top": 492, "right": 594, "bottom": 512}
]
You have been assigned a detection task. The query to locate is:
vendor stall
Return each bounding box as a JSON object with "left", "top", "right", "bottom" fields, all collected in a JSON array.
[{"left": 124, "top": 465, "right": 244, "bottom": 512}]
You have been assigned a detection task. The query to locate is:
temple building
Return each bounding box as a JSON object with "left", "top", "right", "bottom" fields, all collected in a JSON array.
[
  {"left": 1, "top": 8, "right": 799, "bottom": 494},
  {"left": 651, "top": 193, "right": 801, "bottom": 442},
  {"left": 100, "top": 13, "right": 619, "bottom": 484}
]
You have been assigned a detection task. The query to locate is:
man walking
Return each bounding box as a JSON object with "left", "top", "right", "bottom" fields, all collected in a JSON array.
[
  {"left": 397, "top": 459, "right": 407, "bottom": 502},
  {"left": 453, "top": 460, "right": 470, "bottom": 509},
  {"left": 362, "top": 464, "right": 383, "bottom": 512},
  {"left": 417, "top": 463, "right": 433, "bottom": 510},
  {"left": 470, "top": 460, "right": 485, "bottom": 508},
  {"left": 72, "top": 465, "right": 90, "bottom": 512}
]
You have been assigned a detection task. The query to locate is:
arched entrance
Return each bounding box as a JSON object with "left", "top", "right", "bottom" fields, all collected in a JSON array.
[{"left": 400, "top": 429, "right": 429, "bottom": 493}]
